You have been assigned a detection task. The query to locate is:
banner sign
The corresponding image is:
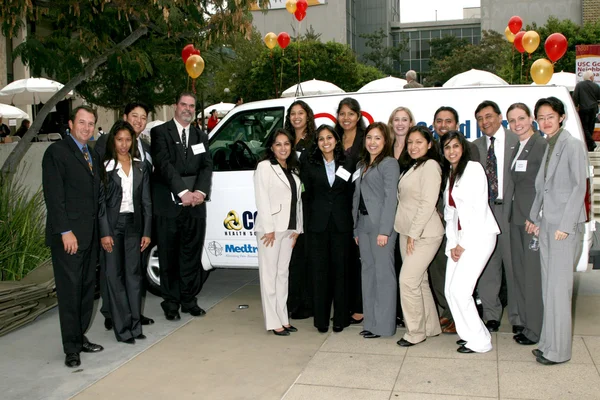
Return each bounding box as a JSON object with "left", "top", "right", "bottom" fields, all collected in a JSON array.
[{"left": 576, "top": 44, "right": 600, "bottom": 84}]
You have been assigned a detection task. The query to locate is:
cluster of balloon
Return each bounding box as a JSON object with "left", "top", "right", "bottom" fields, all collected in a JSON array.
[
  {"left": 264, "top": 32, "right": 291, "bottom": 51},
  {"left": 286, "top": 0, "right": 307, "bottom": 22},
  {"left": 504, "top": 16, "right": 569, "bottom": 85},
  {"left": 182, "top": 44, "right": 205, "bottom": 92}
]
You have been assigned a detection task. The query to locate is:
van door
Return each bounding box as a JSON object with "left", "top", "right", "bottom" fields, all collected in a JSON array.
[{"left": 205, "top": 107, "right": 285, "bottom": 268}]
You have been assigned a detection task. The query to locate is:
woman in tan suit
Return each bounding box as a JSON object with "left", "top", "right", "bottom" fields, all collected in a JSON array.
[
  {"left": 395, "top": 126, "right": 444, "bottom": 347},
  {"left": 254, "top": 129, "right": 303, "bottom": 336}
]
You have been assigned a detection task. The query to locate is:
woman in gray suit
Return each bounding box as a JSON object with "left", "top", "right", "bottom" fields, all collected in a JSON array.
[
  {"left": 352, "top": 122, "right": 400, "bottom": 338},
  {"left": 506, "top": 103, "right": 547, "bottom": 347},
  {"left": 526, "top": 97, "right": 587, "bottom": 365}
]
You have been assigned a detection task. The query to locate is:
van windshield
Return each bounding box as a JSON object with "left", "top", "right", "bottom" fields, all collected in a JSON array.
[{"left": 209, "top": 107, "right": 285, "bottom": 171}]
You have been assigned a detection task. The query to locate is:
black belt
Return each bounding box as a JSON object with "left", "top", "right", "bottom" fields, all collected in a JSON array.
[{"left": 493, "top": 199, "right": 503, "bottom": 205}]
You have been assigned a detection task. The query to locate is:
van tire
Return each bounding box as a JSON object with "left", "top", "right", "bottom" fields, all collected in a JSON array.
[{"left": 145, "top": 245, "right": 162, "bottom": 296}]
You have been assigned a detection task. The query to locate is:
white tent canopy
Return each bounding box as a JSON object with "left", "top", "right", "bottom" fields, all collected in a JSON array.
[
  {"left": 443, "top": 69, "right": 508, "bottom": 87},
  {"left": 0, "top": 104, "right": 30, "bottom": 119},
  {"left": 281, "top": 79, "right": 345, "bottom": 98},
  {"left": 358, "top": 76, "right": 407, "bottom": 92},
  {"left": 199, "top": 102, "right": 235, "bottom": 118},
  {"left": 531, "top": 71, "right": 577, "bottom": 91},
  {"left": 0, "top": 78, "right": 74, "bottom": 105},
  {"left": 141, "top": 120, "right": 165, "bottom": 141}
]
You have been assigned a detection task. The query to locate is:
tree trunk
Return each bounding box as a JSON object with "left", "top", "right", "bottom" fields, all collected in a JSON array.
[{"left": 0, "top": 25, "right": 149, "bottom": 179}]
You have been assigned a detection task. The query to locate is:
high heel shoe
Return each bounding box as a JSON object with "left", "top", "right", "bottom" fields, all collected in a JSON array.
[
  {"left": 273, "top": 329, "right": 290, "bottom": 336},
  {"left": 349, "top": 316, "right": 364, "bottom": 325},
  {"left": 284, "top": 325, "right": 298, "bottom": 333}
]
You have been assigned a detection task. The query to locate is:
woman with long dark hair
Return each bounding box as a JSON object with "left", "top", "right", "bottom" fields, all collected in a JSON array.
[
  {"left": 254, "top": 129, "right": 303, "bottom": 336},
  {"left": 352, "top": 122, "right": 399, "bottom": 338},
  {"left": 99, "top": 121, "right": 152, "bottom": 344},
  {"left": 441, "top": 131, "right": 499, "bottom": 353},
  {"left": 395, "top": 126, "right": 444, "bottom": 347},
  {"left": 302, "top": 125, "right": 354, "bottom": 333}
]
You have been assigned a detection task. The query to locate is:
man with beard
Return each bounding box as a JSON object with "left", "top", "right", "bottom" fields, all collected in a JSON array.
[{"left": 150, "top": 92, "right": 213, "bottom": 320}]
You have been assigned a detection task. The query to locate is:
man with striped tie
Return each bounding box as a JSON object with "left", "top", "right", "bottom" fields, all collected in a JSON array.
[{"left": 42, "top": 105, "right": 104, "bottom": 368}]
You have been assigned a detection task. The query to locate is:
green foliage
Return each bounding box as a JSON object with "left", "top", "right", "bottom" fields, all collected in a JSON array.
[
  {"left": 430, "top": 36, "right": 469, "bottom": 62},
  {"left": 359, "top": 28, "right": 406, "bottom": 76},
  {"left": 0, "top": 177, "right": 50, "bottom": 281}
]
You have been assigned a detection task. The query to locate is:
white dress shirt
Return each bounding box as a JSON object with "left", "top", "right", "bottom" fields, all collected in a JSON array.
[
  {"left": 486, "top": 126, "right": 505, "bottom": 199},
  {"left": 104, "top": 158, "right": 134, "bottom": 213},
  {"left": 511, "top": 136, "right": 531, "bottom": 170}
]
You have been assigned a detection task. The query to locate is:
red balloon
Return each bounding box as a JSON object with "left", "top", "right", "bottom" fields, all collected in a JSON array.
[
  {"left": 181, "top": 44, "right": 195, "bottom": 64},
  {"left": 514, "top": 31, "right": 526, "bottom": 54},
  {"left": 192, "top": 49, "right": 200, "bottom": 56},
  {"left": 296, "top": 0, "right": 308, "bottom": 13},
  {"left": 545, "top": 33, "right": 568, "bottom": 62},
  {"left": 294, "top": 9, "right": 306, "bottom": 22},
  {"left": 277, "top": 32, "right": 291, "bottom": 49},
  {"left": 508, "top": 16, "right": 523, "bottom": 35}
]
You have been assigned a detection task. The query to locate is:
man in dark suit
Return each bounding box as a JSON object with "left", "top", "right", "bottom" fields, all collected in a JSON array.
[
  {"left": 42, "top": 105, "right": 104, "bottom": 368},
  {"left": 151, "top": 92, "right": 213, "bottom": 320},
  {"left": 94, "top": 102, "right": 155, "bottom": 330},
  {"left": 573, "top": 70, "right": 600, "bottom": 151},
  {"left": 473, "top": 100, "right": 520, "bottom": 334}
]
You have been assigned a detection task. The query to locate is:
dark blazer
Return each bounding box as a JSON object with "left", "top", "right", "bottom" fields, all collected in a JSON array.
[
  {"left": 506, "top": 132, "right": 547, "bottom": 226},
  {"left": 150, "top": 120, "right": 213, "bottom": 218},
  {"left": 95, "top": 134, "right": 153, "bottom": 170},
  {"left": 339, "top": 126, "right": 365, "bottom": 173},
  {"left": 301, "top": 157, "right": 354, "bottom": 233},
  {"left": 42, "top": 137, "right": 101, "bottom": 250},
  {"left": 98, "top": 159, "right": 152, "bottom": 239}
]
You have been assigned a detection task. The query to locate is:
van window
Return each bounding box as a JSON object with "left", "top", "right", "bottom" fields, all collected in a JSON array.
[{"left": 209, "top": 107, "right": 285, "bottom": 171}]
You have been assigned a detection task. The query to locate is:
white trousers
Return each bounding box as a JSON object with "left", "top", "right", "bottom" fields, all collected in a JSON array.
[
  {"left": 445, "top": 232, "right": 497, "bottom": 353},
  {"left": 257, "top": 230, "right": 294, "bottom": 331}
]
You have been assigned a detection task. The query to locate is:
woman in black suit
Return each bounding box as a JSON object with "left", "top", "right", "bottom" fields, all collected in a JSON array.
[
  {"left": 334, "top": 97, "right": 366, "bottom": 324},
  {"left": 99, "top": 121, "right": 152, "bottom": 344},
  {"left": 302, "top": 125, "right": 354, "bottom": 333}
]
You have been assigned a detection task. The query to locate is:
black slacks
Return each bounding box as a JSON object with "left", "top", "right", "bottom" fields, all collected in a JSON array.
[
  {"left": 579, "top": 108, "right": 597, "bottom": 151},
  {"left": 287, "top": 233, "right": 313, "bottom": 315},
  {"left": 51, "top": 228, "right": 98, "bottom": 354},
  {"left": 309, "top": 220, "right": 351, "bottom": 329},
  {"left": 348, "top": 239, "right": 363, "bottom": 314},
  {"left": 429, "top": 235, "right": 452, "bottom": 320},
  {"left": 394, "top": 235, "right": 404, "bottom": 320},
  {"left": 103, "top": 214, "right": 143, "bottom": 342},
  {"left": 155, "top": 210, "right": 208, "bottom": 311}
]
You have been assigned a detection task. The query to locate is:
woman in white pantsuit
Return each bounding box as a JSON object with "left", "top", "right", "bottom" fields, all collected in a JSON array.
[
  {"left": 254, "top": 129, "right": 303, "bottom": 336},
  {"left": 441, "top": 131, "right": 500, "bottom": 353}
]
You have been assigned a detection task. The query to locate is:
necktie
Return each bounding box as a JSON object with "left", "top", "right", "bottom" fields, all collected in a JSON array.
[
  {"left": 486, "top": 136, "right": 498, "bottom": 202},
  {"left": 82, "top": 145, "right": 93, "bottom": 173},
  {"left": 181, "top": 128, "right": 187, "bottom": 158}
]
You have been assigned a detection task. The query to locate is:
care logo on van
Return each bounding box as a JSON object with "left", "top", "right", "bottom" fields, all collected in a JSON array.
[{"left": 223, "top": 210, "right": 258, "bottom": 236}]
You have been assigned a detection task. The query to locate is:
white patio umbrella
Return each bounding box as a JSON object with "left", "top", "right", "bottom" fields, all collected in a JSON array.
[
  {"left": 531, "top": 71, "right": 577, "bottom": 91},
  {"left": 443, "top": 69, "right": 508, "bottom": 87},
  {"left": 199, "top": 102, "right": 235, "bottom": 118},
  {"left": 281, "top": 79, "right": 345, "bottom": 98},
  {"left": 140, "top": 120, "right": 165, "bottom": 141},
  {"left": 357, "top": 76, "right": 408, "bottom": 92},
  {"left": 0, "top": 77, "right": 74, "bottom": 105},
  {"left": 0, "top": 104, "right": 30, "bottom": 119}
]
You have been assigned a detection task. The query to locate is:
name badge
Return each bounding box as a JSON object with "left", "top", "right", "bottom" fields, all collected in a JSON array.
[
  {"left": 192, "top": 143, "right": 206, "bottom": 155},
  {"left": 515, "top": 160, "right": 527, "bottom": 172},
  {"left": 335, "top": 167, "right": 351, "bottom": 181},
  {"left": 352, "top": 169, "right": 361, "bottom": 182}
]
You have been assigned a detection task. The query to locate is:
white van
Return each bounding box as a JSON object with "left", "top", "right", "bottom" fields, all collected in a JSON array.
[{"left": 145, "top": 85, "right": 592, "bottom": 294}]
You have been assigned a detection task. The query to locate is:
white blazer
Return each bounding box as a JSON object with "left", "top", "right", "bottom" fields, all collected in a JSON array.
[
  {"left": 444, "top": 161, "right": 499, "bottom": 255},
  {"left": 253, "top": 159, "right": 303, "bottom": 234}
]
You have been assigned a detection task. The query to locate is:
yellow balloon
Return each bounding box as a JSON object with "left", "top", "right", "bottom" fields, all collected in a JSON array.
[
  {"left": 504, "top": 26, "right": 515, "bottom": 43},
  {"left": 522, "top": 30, "right": 540, "bottom": 54},
  {"left": 286, "top": 0, "right": 297, "bottom": 14},
  {"left": 185, "top": 54, "right": 205, "bottom": 79},
  {"left": 264, "top": 32, "right": 277, "bottom": 50},
  {"left": 531, "top": 58, "right": 554, "bottom": 85}
]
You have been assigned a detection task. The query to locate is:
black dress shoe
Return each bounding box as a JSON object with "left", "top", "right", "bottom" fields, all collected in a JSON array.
[
  {"left": 284, "top": 325, "right": 298, "bottom": 333},
  {"left": 532, "top": 349, "right": 543, "bottom": 358},
  {"left": 397, "top": 338, "right": 425, "bottom": 347},
  {"left": 317, "top": 326, "right": 328, "bottom": 333},
  {"left": 104, "top": 318, "right": 113, "bottom": 330},
  {"left": 457, "top": 345, "right": 475, "bottom": 353},
  {"left": 141, "top": 315, "right": 155, "bottom": 325},
  {"left": 514, "top": 333, "right": 537, "bottom": 345},
  {"left": 122, "top": 338, "right": 136, "bottom": 344},
  {"left": 81, "top": 341, "right": 104, "bottom": 353},
  {"left": 485, "top": 320, "right": 500, "bottom": 332},
  {"left": 512, "top": 325, "right": 524, "bottom": 334},
  {"left": 165, "top": 310, "right": 181, "bottom": 321},
  {"left": 136, "top": 334, "right": 147, "bottom": 340},
  {"left": 333, "top": 326, "right": 343, "bottom": 333},
  {"left": 363, "top": 333, "right": 380, "bottom": 339},
  {"left": 273, "top": 329, "right": 290, "bottom": 336},
  {"left": 457, "top": 339, "right": 467, "bottom": 346},
  {"left": 359, "top": 330, "right": 372, "bottom": 336},
  {"left": 349, "top": 316, "right": 364, "bottom": 325},
  {"left": 65, "top": 353, "right": 81, "bottom": 368},
  {"left": 182, "top": 305, "right": 206, "bottom": 317},
  {"left": 536, "top": 355, "right": 569, "bottom": 365}
]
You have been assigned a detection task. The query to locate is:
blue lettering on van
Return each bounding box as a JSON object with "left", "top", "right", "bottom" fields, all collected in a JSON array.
[
  {"left": 225, "top": 244, "right": 258, "bottom": 253},
  {"left": 242, "top": 211, "right": 258, "bottom": 230},
  {"left": 420, "top": 119, "right": 536, "bottom": 140}
]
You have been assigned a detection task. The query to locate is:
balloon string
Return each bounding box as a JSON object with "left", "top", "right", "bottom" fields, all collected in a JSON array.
[
  {"left": 280, "top": 49, "right": 285, "bottom": 95},
  {"left": 510, "top": 47, "right": 514, "bottom": 84},
  {"left": 270, "top": 50, "right": 278, "bottom": 98},
  {"left": 192, "top": 78, "right": 196, "bottom": 94}
]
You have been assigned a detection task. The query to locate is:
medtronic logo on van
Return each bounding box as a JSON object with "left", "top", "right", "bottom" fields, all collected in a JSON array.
[
  {"left": 224, "top": 210, "right": 242, "bottom": 230},
  {"left": 223, "top": 210, "right": 258, "bottom": 236},
  {"left": 225, "top": 244, "right": 258, "bottom": 254},
  {"left": 207, "top": 241, "right": 223, "bottom": 256}
]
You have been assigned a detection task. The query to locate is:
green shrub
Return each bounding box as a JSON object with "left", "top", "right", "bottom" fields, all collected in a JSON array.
[{"left": 0, "top": 176, "right": 50, "bottom": 281}]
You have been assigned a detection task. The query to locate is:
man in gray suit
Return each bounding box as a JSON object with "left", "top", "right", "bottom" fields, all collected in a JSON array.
[
  {"left": 404, "top": 70, "right": 423, "bottom": 89},
  {"left": 474, "top": 100, "right": 520, "bottom": 333}
]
